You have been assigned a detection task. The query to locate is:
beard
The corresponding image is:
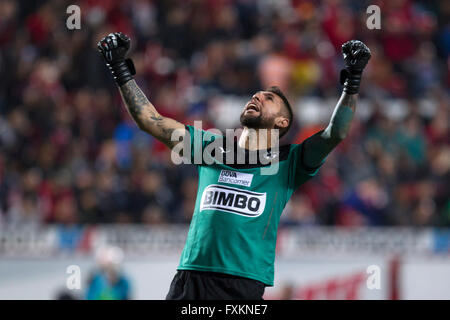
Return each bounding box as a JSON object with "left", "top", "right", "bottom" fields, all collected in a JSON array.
[{"left": 240, "top": 110, "right": 272, "bottom": 129}]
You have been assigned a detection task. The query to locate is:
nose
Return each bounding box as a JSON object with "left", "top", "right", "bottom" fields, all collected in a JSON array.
[{"left": 252, "top": 93, "right": 261, "bottom": 103}]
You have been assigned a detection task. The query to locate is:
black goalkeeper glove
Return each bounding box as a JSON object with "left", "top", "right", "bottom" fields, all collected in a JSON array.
[
  {"left": 97, "top": 32, "right": 136, "bottom": 86},
  {"left": 340, "top": 40, "right": 371, "bottom": 94}
]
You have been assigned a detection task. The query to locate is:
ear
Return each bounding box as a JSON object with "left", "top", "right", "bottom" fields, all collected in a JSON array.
[{"left": 274, "top": 116, "right": 289, "bottom": 131}]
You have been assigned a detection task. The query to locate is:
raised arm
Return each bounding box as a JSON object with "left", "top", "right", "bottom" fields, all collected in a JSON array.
[
  {"left": 302, "top": 40, "right": 371, "bottom": 168},
  {"left": 119, "top": 80, "right": 184, "bottom": 148},
  {"left": 302, "top": 92, "right": 357, "bottom": 168},
  {"left": 98, "top": 32, "right": 184, "bottom": 149}
]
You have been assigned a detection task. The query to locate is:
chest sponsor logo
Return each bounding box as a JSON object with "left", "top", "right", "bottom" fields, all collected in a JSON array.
[
  {"left": 218, "top": 170, "right": 253, "bottom": 187},
  {"left": 200, "top": 184, "right": 266, "bottom": 217}
]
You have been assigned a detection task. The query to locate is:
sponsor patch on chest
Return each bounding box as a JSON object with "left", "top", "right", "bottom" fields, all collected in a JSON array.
[
  {"left": 218, "top": 170, "right": 253, "bottom": 187},
  {"left": 200, "top": 184, "right": 266, "bottom": 217}
]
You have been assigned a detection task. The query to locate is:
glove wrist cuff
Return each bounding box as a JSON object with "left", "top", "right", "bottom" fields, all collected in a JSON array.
[
  {"left": 340, "top": 68, "right": 363, "bottom": 94},
  {"left": 107, "top": 59, "right": 136, "bottom": 86}
]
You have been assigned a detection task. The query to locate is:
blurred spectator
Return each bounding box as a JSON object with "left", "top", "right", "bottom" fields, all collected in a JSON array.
[
  {"left": 86, "top": 246, "right": 131, "bottom": 300},
  {"left": 0, "top": 0, "right": 448, "bottom": 228}
]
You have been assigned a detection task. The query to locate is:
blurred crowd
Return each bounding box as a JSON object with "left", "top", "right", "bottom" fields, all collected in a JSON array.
[{"left": 0, "top": 0, "right": 449, "bottom": 227}]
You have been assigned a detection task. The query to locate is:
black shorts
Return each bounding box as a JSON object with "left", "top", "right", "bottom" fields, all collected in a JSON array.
[{"left": 165, "top": 270, "right": 266, "bottom": 300}]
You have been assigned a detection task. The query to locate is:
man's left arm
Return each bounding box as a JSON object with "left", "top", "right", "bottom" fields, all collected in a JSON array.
[{"left": 302, "top": 40, "right": 371, "bottom": 169}]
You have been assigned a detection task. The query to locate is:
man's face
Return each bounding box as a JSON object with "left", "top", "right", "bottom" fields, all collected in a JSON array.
[{"left": 240, "top": 91, "right": 284, "bottom": 130}]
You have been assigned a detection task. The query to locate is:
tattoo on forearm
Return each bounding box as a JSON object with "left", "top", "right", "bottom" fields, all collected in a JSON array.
[
  {"left": 119, "top": 80, "right": 180, "bottom": 144},
  {"left": 120, "top": 80, "right": 154, "bottom": 125},
  {"left": 303, "top": 94, "right": 357, "bottom": 168},
  {"left": 121, "top": 81, "right": 147, "bottom": 109},
  {"left": 150, "top": 114, "right": 176, "bottom": 141},
  {"left": 340, "top": 93, "right": 357, "bottom": 112},
  {"left": 326, "top": 93, "right": 357, "bottom": 141}
]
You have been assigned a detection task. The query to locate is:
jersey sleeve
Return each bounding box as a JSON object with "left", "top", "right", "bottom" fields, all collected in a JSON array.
[
  {"left": 288, "top": 142, "right": 324, "bottom": 190},
  {"left": 184, "top": 124, "right": 223, "bottom": 165}
]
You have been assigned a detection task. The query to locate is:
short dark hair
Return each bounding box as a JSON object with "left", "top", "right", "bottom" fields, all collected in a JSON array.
[{"left": 266, "top": 86, "right": 293, "bottom": 138}]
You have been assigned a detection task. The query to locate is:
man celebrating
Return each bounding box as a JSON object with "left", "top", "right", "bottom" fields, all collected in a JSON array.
[{"left": 98, "top": 32, "right": 371, "bottom": 300}]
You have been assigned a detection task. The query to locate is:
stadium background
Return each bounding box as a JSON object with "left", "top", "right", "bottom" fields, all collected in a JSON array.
[{"left": 0, "top": 0, "right": 449, "bottom": 299}]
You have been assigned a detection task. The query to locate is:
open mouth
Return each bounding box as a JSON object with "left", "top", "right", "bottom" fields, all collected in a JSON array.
[{"left": 246, "top": 102, "right": 260, "bottom": 112}]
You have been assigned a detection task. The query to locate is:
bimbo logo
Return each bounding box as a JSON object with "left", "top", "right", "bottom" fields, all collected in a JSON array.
[{"left": 200, "top": 185, "right": 266, "bottom": 217}]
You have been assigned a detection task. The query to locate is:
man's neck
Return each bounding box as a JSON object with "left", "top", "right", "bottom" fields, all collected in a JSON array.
[{"left": 238, "top": 127, "right": 278, "bottom": 151}]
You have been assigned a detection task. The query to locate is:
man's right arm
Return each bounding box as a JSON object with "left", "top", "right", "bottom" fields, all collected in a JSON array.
[
  {"left": 97, "top": 32, "right": 185, "bottom": 149},
  {"left": 119, "top": 79, "right": 184, "bottom": 149}
]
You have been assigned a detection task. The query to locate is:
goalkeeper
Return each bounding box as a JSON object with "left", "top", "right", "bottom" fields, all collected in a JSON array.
[{"left": 98, "top": 32, "right": 371, "bottom": 300}]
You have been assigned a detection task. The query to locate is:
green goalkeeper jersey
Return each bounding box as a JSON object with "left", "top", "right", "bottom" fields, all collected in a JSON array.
[{"left": 177, "top": 125, "right": 323, "bottom": 286}]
